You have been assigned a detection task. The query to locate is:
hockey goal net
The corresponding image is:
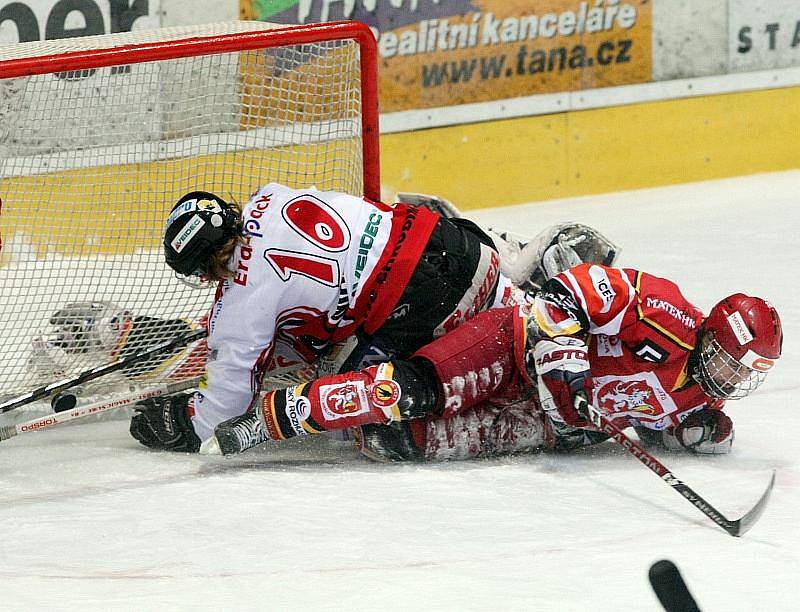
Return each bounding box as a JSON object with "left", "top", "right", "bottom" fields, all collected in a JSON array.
[{"left": 0, "top": 20, "right": 379, "bottom": 407}]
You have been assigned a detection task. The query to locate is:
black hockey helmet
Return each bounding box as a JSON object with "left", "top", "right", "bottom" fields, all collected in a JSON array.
[{"left": 163, "top": 191, "right": 241, "bottom": 278}]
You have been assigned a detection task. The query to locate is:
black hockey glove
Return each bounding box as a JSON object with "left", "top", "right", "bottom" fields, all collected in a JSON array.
[{"left": 130, "top": 392, "right": 201, "bottom": 453}]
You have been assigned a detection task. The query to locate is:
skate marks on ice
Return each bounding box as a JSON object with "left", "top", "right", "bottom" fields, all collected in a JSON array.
[
  {"left": 0, "top": 418, "right": 788, "bottom": 528},
  {"left": 0, "top": 423, "right": 358, "bottom": 508}
]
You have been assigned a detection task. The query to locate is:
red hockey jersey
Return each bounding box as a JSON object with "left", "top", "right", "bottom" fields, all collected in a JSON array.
[{"left": 532, "top": 263, "right": 721, "bottom": 430}]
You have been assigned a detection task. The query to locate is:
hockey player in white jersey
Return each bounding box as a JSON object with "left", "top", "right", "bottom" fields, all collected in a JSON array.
[
  {"left": 130, "top": 185, "right": 513, "bottom": 451},
  {"left": 129, "top": 185, "right": 618, "bottom": 455}
]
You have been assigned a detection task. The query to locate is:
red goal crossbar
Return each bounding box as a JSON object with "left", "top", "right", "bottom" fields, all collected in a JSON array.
[{"left": 0, "top": 21, "right": 380, "bottom": 199}]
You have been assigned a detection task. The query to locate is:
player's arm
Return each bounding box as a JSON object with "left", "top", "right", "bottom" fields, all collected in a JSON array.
[
  {"left": 130, "top": 285, "right": 284, "bottom": 452},
  {"left": 634, "top": 407, "right": 734, "bottom": 454},
  {"left": 526, "top": 335, "right": 593, "bottom": 429},
  {"left": 531, "top": 263, "right": 636, "bottom": 339},
  {"left": 525, "top": 264, "right": 636, "bottom": 428}
]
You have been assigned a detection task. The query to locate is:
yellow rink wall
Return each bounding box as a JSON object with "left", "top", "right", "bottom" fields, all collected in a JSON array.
[{"left": 379, "top": 85, "right": 800, "bottom": 210}]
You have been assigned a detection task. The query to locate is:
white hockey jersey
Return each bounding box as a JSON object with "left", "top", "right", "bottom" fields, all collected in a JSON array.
[{"left": 189, "top": 183, "right": 440, "bottom": 440}]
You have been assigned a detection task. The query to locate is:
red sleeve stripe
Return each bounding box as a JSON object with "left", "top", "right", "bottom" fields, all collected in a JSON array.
[
  {"left": 360, "top": 205, "right": 439, "bottom": 334},
  {"left": 562, "top": 264, "right": 634, "bottom": 334}
]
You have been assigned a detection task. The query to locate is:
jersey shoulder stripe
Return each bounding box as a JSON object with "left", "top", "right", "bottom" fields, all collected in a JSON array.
[
  {"left": 632, "top": 271, "right": 702, "bottom": 350},
  {"left": 561, "top": 264, "right": 635, "bottom": 334}
]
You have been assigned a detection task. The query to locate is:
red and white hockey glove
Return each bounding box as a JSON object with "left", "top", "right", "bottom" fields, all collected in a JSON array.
[
  {"left": 661, "top": 409, "right": 734, "bottom": 454},
  {"left": 529, "top": 337, "right": 592, "bottom": 428}
]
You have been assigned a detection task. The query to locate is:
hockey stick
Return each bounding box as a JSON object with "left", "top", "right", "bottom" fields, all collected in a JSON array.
[
  {"left": 0, "top": 328, "right": 207, "bottom": 415},
  {"left": 587, "top": 405, "right": 775, "bottom": 537},
  {"left": 649, "top": 559, "right": 702, "bottom": 612},
  {"left": 0, "top": 378, "right": 200, "bottom": 443}
]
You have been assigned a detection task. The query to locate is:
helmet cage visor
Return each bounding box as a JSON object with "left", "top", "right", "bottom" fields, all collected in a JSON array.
[
  {"left": 173, "top": 269, "right": 215, "bottom": 290},
  {"left": 694, "top": 333, "right": 767, "bottom": 400}
]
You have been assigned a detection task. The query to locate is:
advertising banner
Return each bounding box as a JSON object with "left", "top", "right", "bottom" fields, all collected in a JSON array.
[
  {"left": 0, "top": 0, "right": 159, "bottom": 43},
  {"left": 243, "top": 0, "right": 652, "bottom": 112},
  {"left": 729, "top": 0, "right": 800, "bottom": 72}
]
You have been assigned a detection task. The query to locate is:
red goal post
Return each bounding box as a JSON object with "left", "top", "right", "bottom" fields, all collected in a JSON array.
[{"left": 0, "top": 20, "right": 380, "bottom": 405}]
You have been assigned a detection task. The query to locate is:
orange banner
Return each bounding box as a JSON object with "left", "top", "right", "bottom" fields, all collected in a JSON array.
[{"left": 243, "top": 0, "right": 652, "bottom": 113}]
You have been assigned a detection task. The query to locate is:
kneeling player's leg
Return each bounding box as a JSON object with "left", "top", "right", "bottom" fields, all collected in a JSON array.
[
  {"left": 257, "top": 359, "right": 439, "bottom": 441},
  {"left": 357, "top": 307, "right": 529, "bottom": 462},
  {"left": 413, "top": 306, "right": 526, "bottom": 420},
  {"left": 419, "top": 401, "right": 553, "bottom": 461},
  {"left": 358, "top": 396, "right": 554, "bottom": 463}
]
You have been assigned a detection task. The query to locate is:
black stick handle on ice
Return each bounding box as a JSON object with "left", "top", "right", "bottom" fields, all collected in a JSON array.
[{"left": 649, "top": 560, "right": 701, "bottom": 612}]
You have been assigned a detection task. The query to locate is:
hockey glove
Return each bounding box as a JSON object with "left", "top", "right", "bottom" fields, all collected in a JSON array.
[
  {"left": 130, "top": 392, "right": 201, "bottom": 453},
  {"left": 529, "top": 337, "right": 592, "bottom": 427},
  {"left": 669, "top": 409, "right": 734, "bottom": 454},
  {"left": 637, "top": 409, "right": 734, "bottom": 455}
]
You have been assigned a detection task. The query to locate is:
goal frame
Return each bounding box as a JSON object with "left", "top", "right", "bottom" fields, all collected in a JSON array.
[
  {"left": 0, "top": 20, "right": 382, "bottom": 405},
  {"left": 0, "top": 19, "right": 381, "bottom": 200}
]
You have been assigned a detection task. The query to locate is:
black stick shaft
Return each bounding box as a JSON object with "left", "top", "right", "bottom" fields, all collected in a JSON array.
[
  {"left": 649, "top": 559, "right": 701, "bottom": 612},
  {"left": 589, "top": 405, "right": 772, "bottom": 537},
  {"left": 0, "top": 328, "right": 206, "bottom": 414}
]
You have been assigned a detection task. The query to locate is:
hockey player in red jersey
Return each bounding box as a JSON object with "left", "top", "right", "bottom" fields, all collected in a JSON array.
[
  {"left": 520, "top": 264, "right": 782, "bottom": 456},
  {"left": 202, "top": 263, "right": 781, "bottom": 461}
]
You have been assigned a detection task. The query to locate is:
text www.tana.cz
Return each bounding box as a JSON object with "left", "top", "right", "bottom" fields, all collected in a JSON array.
[{"left": 421, "top": 39, "right": 634, "bottom": 87}]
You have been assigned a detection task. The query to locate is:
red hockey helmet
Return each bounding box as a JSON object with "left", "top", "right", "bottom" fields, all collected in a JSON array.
[{"left": 693, "top": 294, "right": 782, "bottom": 400}]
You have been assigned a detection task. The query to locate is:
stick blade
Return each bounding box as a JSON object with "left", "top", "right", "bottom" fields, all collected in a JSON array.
[{"left": 727, "top": 469, "right": 775, "bottom": 537}]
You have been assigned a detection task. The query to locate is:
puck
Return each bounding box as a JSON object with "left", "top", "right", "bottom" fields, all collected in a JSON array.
[
  {"left": 648, "top": 559, "right": 700, "bottom": 612},
  {"left": 51, "top": 392, "right": 77, "bottom": 413}
]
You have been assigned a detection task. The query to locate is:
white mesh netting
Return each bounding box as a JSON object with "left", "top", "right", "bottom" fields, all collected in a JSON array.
[{"left": 0, "top": 21, "right": 374, "bottom": 407}]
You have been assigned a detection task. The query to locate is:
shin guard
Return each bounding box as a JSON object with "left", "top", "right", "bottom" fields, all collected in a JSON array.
[{"left": 412, "top": 307, "right": 529, "bottom": 420}]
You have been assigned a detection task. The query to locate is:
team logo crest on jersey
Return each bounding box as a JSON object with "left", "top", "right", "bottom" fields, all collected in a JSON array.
[
  {"left": 597, "top": 380, "right": 658, "bottom": 417},
  {"left": 369, "top": 380, "right": 401, "bottom": 409},
  {"left": 320, "top": 380, "right": 368, "bottom": 420}
]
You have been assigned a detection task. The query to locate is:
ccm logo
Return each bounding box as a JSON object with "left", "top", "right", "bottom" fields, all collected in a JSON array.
[{"left": 752, "top": 357, "right": 775, "bottom": 372}]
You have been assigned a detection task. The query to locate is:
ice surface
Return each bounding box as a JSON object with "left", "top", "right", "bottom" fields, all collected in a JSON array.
[{"left": 1, "top": 171, "right": 798, "bottom": 611}]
